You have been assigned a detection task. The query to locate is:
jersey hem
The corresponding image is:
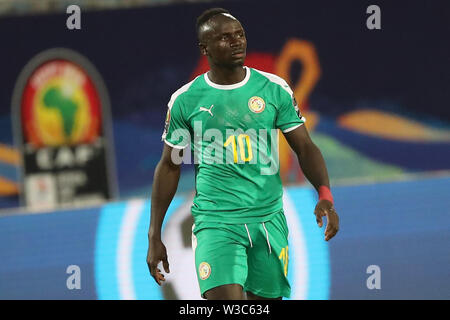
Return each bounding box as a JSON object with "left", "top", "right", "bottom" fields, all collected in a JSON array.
[
  {"left": 192, "top": 207, "right": 283, "bottom": 225},
  {"left": 244, "top": 285, "right": 291, "bottom": 299}
]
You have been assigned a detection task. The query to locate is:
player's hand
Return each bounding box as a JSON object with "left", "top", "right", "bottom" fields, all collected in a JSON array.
[
  {"left": 146, "top": 236, "right": 170, "bottom": 285},
  {"left": 314, "top": 199, "right": 339, "bottom": 241}
]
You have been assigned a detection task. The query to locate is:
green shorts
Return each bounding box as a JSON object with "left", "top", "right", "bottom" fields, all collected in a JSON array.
[{"left": 191, "top": 211, "right": 291, "bottom": 299}]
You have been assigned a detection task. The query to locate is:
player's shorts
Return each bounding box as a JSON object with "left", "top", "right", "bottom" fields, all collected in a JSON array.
[{"left": 191, "top": 210, "right": 291, "bottom": 299}]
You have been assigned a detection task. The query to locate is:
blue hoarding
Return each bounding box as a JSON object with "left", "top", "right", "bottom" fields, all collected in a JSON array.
[{"left": 1, "top": 176, "right": 449, "bottom": 299}]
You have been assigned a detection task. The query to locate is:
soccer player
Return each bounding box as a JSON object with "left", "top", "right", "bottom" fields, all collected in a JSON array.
[{"left": 147, "top": 8, "right": 339, "bottom": 300}]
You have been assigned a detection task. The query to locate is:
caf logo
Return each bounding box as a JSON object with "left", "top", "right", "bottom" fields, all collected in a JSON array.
[
  {"left": 248, "top": 96, "right": 265, "bottom": 113},
  {"left": 199, "top": 262, "right": 211, "bottom": 280},
  {"left": 20, "top": 59, "right": 101, "bottom": 147}
]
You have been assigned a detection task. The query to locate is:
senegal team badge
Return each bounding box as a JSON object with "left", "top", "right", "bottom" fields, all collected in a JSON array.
[
  {"left": 199, "top": 262, "right": 211, "bottom": 280},
  {"left": 248, "top": 96, "right": 265, "bottom": 113}
]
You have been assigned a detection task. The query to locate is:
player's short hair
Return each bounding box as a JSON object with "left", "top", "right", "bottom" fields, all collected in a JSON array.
[{"left": 196, "top": 7, "right": 231, "bottom": 40}]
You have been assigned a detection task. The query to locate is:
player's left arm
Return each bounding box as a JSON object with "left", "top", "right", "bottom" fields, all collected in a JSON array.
[{"left": 284, "top": 125, "right": 339, "bottom": 241}]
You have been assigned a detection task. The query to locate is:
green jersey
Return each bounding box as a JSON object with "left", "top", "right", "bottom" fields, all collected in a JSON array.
[{"left": 162, "top": 66, "right": 305, "bottom": 224}]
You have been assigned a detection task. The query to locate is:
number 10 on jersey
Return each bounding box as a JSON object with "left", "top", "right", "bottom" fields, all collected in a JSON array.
[{"left": 224, "top": 134, "right": 253, "bottom": 163}]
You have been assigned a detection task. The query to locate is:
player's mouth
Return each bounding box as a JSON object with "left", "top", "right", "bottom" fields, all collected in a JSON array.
[{"left": 231, "top": 50, "right": 246, "bottom": 58}]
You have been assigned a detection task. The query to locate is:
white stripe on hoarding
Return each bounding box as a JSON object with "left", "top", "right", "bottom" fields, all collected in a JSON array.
[
  {"left": 117, "top": 199, "right": 145, "bottom": 300},
  {"left": 283, "top": 190, "right": 308, "bottom": 300}
]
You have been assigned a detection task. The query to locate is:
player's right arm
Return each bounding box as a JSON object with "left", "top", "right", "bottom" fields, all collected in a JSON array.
[
  {"left": 147, "top": 87, "right": 191, "bottom": 284},
  {"left": 146, "top": 143, "right": 183, "bottom": 285}
]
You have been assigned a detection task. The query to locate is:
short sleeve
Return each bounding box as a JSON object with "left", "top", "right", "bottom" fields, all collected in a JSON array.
[
  {"left": 275, "top": 85, "right": 306, "bottom": 133},
  {"left": 161, "top": 95, "right": 191, "bottom": 149}
]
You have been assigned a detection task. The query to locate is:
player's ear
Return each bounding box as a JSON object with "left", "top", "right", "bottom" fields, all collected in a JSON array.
[{"left": 199, "top": 42, "right": 207, "bottom": 56}]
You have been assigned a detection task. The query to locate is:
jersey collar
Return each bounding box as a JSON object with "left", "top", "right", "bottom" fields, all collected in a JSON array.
[{"left": 204, "top": 66, "right": 250, "bottom": 90}]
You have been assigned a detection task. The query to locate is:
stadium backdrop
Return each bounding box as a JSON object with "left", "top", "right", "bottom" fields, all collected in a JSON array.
[
  {"left": 0, "top": 0, "right": 449, "bottom": 208},
  {"left": 0, "top": 0, "right": 449, "bottom": 299}
]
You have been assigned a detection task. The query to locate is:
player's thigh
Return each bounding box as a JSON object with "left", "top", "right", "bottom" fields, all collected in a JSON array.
[
  {"left": 193, "top": 224, "right": 248, "bottom": 298},
  {"left": 245, "top": 214, "right": 291, "bottom": 299}
]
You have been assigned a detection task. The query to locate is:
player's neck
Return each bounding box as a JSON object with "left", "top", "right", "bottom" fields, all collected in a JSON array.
[{"left": 207, "top": 65, "right": 246, "bottom": 85}]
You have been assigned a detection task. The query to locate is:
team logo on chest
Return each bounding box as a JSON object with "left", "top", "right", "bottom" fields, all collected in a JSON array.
[
  {"left": 199, "top": 262, "right": 211, "bottom": 280},
  {"left": 248, "top": 96, "right": 265, "bottom": 113}
]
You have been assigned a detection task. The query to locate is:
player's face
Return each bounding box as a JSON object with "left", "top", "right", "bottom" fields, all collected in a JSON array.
[{"left": 202, "top": 17, "right": 247, "bottom": 68}]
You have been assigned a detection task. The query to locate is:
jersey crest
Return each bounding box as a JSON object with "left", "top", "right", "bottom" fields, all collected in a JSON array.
[{"left": 248, "top": 96, "right": 265, "bottom": 113}]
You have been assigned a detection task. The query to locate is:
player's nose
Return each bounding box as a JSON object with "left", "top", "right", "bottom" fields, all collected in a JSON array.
[{"left": 230, "top": 36, "right": 245, "bottom": 49}]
